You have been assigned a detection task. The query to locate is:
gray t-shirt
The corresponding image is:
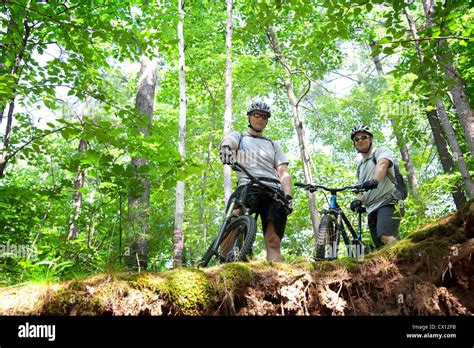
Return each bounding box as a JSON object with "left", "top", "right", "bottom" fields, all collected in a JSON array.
[
  {"left": 222, "top": 131, "right": 289, "bottom": 189},
  {"left": 357, "top": 146, "right": 396, "bottom": 214}
]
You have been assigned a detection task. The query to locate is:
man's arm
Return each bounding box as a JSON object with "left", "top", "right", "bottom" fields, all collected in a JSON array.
[
  {"left": 358, "top": 158, "right": 392, "bottom": 204},
  {"left": 220, "top": 138, "right": 238, "bottom": 150},
  {"left": 276, "top": 164, "right": 291, "bottom": 196},
  {"left": 372, "top": 158, "right": 391, "bottom": 181}
]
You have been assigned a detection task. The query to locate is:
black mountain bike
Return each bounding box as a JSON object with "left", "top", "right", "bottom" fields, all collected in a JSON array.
[
  {"left": 295, "top": 182, "right": 374, "bottom": 260},
  {"left": 199, "top": 162, "right": 290, "bottom": 267}
]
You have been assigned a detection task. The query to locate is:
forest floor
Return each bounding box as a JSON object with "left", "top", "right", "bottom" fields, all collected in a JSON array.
[{"left": 0, "top": 200, "right": 473, "bottom": 316}]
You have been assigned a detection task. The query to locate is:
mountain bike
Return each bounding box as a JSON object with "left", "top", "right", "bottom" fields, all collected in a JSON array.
[
  {"left": 199, "top": 162, "right": 290, "bottom": 267},
  {"left": 294, "top": 182, "right": 374, "bottom": 260}
]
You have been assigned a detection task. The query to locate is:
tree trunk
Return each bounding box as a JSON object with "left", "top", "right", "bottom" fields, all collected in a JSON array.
[
  {"left": 0, "top": 2, "right": 31, "bottom": 178},
  {"left": 0, "top": 15, "right": 19, "bottom": 122},
  {"left": 426, "top": 110, "right": 466, "bottom": 210},
  {"left": 404, "top": 7, "right": 474, "bottom": 200},
  {"left": 173, "top": 0, "right": 187, "bottom": 268},
  {"left": 422, "top": 0, "right": 474, "bottom": 158},
  {"left": 128, "top": 56, "right": 158, "bottom": 270},
  {"left": 265, "top": 25, "right": 320, "bottom": 237},
  {"left": 390, "top": 119, "right": 419, "bottom": 191},
  {"left": 369, "top": 41, "right": 384, "bottom": 74},
  {"left": 223, "top": 0, "right": 233, "bottom": 206},
  {"left": 68, "top": 137, "right": 88, "bottom": 240},
  {"left": 433, "top": 99, "right": 474, "bottom": 197},
  {"left": 369, "top": 40, "right": 419, "bottom": 191}
]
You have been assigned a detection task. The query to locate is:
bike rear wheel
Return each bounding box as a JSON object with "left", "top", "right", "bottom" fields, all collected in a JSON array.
[{"left": 315, "top": 215, "right": 338, "bottom": 259}]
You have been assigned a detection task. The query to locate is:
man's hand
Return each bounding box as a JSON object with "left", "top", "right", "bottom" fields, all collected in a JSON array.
[
  {"left": 219, "top": 145, "right": 234, "bottom": 165},
  {"left": 350, "top": 199, "right": 366, "bottom": 213},
  {"left": 361, "top": 179, "right": 379, "bottom": 191},
  {"left": 283, "top": 194, "right": 293, "bottom": 215}
]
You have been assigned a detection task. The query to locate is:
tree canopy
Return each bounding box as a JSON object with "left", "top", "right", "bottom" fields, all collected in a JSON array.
[{"left": 0, "top": 0, "right": 472, "bottom": 283}]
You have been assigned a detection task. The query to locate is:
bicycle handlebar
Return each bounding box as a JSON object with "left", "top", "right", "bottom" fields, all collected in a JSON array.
[
  {"left": 294, "top": 182, "right": 368, "bottom": 194},
  {"left": 229, "top": 161, "right": 290, "bottom": 206}
]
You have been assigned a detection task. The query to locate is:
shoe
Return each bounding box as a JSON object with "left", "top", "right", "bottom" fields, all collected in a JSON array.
[{"left": 380, "top": 235, "right": 397, "bottom": 246}]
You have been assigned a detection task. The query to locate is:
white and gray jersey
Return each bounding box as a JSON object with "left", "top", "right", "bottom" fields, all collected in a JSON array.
[
  {"left": 357, "top": 146, "right": 396, "bottom": 214},
  {"left": 222, "top": 131, "right": 289, "bottom": 189}
]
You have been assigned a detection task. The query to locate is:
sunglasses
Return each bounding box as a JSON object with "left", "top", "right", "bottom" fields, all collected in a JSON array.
[
  {"left": 354, "top": 135, "right": 370, "bottom": 142},
  {"left": 251, "top": 113, "right": 270, "bottom": 120}
]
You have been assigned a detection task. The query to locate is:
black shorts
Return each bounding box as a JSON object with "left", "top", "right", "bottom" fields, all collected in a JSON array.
[
  {"left": 368, "top": 203, "right": 404, "bottom": 248},
  {"left": 227, "top": 184, "right": 287, "bottom": 240}
]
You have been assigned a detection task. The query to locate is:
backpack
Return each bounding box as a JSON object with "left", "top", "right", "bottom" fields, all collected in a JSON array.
[{"left": 357, "top": 148, "right": 408, "bottom": 200}]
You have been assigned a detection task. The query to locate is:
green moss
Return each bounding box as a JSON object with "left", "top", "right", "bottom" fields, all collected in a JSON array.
[
  {"left": 288, "top": 260, "right": 315, "bottom": 272},
  {"left": 312, "top": 259, "right": 343, "bottom": 273},
  {"left": 376, "top": 238, "right": 415, "bottom": 260},
  {"left": 129, "top": 273, "right": 165, "bottom": 291},
  {"left": 246, "top": 260, "right": 311, "bottom": 274},
  {"left": 376, "top": 235, "right": 451, "bottom": 273},
  {"left": 338, "top": 257, "right": 361, "bottom": 273},
  {"left": 409, "top": 219, "right": 455, "bottom": 242},
  {"left": 214, "top": 262, "right": 253, "bottom": 295},
  {"left": 44, "top": 281, "right": 103, "bottom": 315},
  {"left": 155, "top": 268, "right": 213, "bottom": 315}
]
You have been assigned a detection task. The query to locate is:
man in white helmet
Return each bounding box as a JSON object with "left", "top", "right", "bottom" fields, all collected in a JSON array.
[
  {"left": 349, "top": 125, "right": 403, "bottom": 248},
  {"left": 219, "top": 101, "right": 292, "bottom": 262}
]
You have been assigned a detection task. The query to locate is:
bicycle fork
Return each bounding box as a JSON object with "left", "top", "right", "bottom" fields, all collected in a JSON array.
[{"left": 209, "top": 200, "right": 237, "bottom": 257}]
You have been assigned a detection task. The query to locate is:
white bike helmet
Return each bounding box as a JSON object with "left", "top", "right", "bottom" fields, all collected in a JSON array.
[
  {"left": 247, "top": 101, "right": 271, "bottom": 117},
  {"left": 351, "top": 125, "right": 373, "bottom": 140}
]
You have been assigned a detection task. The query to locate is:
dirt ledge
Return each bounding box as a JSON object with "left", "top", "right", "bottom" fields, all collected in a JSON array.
[{"left": 0, "top": 201, "right": 472, "bottom": 316}]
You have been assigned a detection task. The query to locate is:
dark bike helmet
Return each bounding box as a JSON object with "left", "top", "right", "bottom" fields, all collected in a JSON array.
[
  {"left": 247, "top": 101, "right": 271, "bottom": 117},
  {"left": 350, "top": 125, "right": 373, "bottom": 140}
]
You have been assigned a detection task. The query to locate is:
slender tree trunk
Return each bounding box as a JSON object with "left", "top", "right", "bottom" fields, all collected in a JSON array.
[
  {"left": 68, "top": 137, "right": 88, "bottom": 240},
  {"left": 422, "top": 0, "right": 474, "bottom": 158},
  {"left": 128, "top": 56, "right": 158, "bottom": 270},
  {"left": 266, "top": 25, "right": 320, "bottom": 237},
  {"left": 369, "top": 40, "right": 419, "bottom": 191},
  {"left": 0, "top": 2, "right": 31, "bottom": 178},
  {"left": 369, "top": 41, "right": 384, "bottom": 74},
  {"left": 404, "top": 7, "right": 474, "bottom": 199},
  {"left": 426, "top": 110, "right": 466, "bottom": 210},
  {"left": 173, "top": 0, "right": 187, "bottom": 268},
  {"left": 223, "top": 0, "right": 234, "bottom": 206},
  {"left": 395, "top": 130, "right": 419, "bottom": 190},
  {"left": 0, "top": 16, "right": 19, "bottom": 121},
  {"left": 432, "top": 99, "right": 474, "bottom": 197}
]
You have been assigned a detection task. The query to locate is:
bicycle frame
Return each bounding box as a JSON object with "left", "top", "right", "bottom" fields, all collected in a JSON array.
[
  {"left": 322, "top": 191, "right": 364, "bottom": 256},
  {"left": 295, "top": 182, "right": 369, "bottom": 259}
]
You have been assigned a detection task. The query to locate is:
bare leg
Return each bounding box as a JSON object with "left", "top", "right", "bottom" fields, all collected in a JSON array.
[{"left": 264, "top": 221, "right": 281, "bottom": 262}]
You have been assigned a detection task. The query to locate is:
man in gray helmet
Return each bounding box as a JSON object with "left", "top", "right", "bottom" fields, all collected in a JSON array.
[
  {"left": 219, "top": 101, "right": 292, "bottom": 262},
  {"left": 349, "top": 125, "right": 403, "bottom": 248}
]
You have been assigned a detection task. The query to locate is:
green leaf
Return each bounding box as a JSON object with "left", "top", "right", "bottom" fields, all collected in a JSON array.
[{"left": 383, "top": 46, "right": 395, "bottom": 55}]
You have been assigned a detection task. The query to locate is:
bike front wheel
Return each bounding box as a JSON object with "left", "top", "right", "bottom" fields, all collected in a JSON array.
[
  {"left": 219, "top": 215, "right": 257, "bottom": 263},
  {"left": 315, "top": 215, "right": 338, "bottom": 260},
  {"left": 199, "top": 215, "right": 257, "bottom": 267}
]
